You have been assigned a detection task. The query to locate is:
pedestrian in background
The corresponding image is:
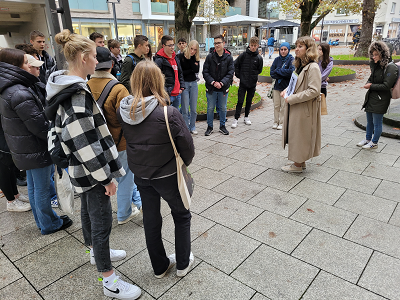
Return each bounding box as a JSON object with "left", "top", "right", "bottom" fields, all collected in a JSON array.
[
  {"left": 260, "top": 36, "right": 267, "bottom": 57},
  {"left": 318, "top": 43, "right": 333, "bottom": 97},
  {"left": 268, "top": 34, "right": 276, "bottom": 59},
  {"left": 358, "top": 41, "right": 398, "bottom": 149},
  {"left": 108, "top": 39, "right": 123, "bottom": 79}
]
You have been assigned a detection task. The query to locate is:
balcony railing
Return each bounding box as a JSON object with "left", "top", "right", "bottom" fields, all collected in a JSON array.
[
  {"left": 226, "top": 6, "right": 242, "bottom": 16},
  {"left": 151, "top": 1, "right": 174, "bottom": 14}
]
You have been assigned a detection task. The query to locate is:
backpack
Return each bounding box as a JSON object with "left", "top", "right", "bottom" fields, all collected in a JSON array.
[
  {"left": 126, "top": 55, "right": 137, "bottom": 69},
  {"left": 390, "top": 61, "right": 400, "bottom": 99}
]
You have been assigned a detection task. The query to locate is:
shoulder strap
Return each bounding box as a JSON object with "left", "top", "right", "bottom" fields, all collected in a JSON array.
[
  {"left": 97, "top": 80, "right": 120, "bottom": 110},
  {"left": 127, "top": 55, "right": 136, "bottom": 68},
  {"left": 164, "top": 106, "right": 179, "bottom": 158}
]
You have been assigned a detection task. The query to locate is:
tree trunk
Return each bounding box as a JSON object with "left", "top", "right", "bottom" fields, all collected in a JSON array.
[
  {"left": 354, "top": 0, "right": 376, "bottom": 57},
  {"left": 175, "top": 0, "right": 201, "bottom": 41},
  {"left": 299, "top": 0, "right": 320, "bottom": 37}
]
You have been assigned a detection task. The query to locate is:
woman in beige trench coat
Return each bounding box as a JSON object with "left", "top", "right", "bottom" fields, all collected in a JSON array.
[{"left": 280, "top": 36, "right": 322, "bottom": 173}]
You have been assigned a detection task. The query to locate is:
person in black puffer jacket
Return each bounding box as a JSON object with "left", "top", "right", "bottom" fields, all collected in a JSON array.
[
  {"left": 232, "top": 36, "right": 263, "bottom": 128},
  {"left": 358, "top": 41, "right": 399, "bottom": 149},
  {"left": 0, "top": 48, "right": 71, "bottom": 234},
  {"left": 118, "top": 60, "right": 195, "bottom": 279}
]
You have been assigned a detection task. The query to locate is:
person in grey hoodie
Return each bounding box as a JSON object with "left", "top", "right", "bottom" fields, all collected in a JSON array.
[{"left": 117, "top": 60, "right": 195, "bottom": 279}]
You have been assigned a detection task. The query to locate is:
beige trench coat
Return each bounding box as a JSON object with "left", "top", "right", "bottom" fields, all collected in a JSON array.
[{"left": 282, "top": 62, "right": 322, "bottom": 163}]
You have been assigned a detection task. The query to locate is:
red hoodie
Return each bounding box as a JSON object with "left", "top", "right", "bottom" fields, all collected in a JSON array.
[{"left": 156, "top": 48, "right": 180, "bottom": 96}]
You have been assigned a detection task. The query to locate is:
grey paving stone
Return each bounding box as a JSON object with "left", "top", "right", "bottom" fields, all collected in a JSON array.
[
  {"left": 321, "top": 144, "right": 360, "bottom": 159},
  {"left": 203, "top": 142, "right": 241, "bottom": 156},
  {"left": 253, "top": 169, "right": 304, "bottom": 192},
  {"left": 249, "top": 123, "right": 271, "bottom": 132},
  {"left": 321, "top": 134, "right": 352, "bottom": 146},
  {"left": 289, "top": 178, "right": 346, "bottom": 205},
  {"left": 201, "top": 197, "right": 263, "bottom": 231},
  {"left": 251, "top": 293, "right": 271, "bottom": 300},
  {"left": 295, "top": 164, "right": 338, "bottom": 183},
  {"left": 321, "top": 127, "right": 347, "bottom": 137},
  {"left": 221, "top": 161, "right": 267, "bottom": 180},
  {"left": 190, "top": 186, "right": 225, "bottom": 214},
  {"left": 335, "top": 190, "right": 396, "bottom": 222},
  {"left": 358, "top": 252, "right": 400, "bottom": 300},
  {"left": 247, "top": 187, "right": 307, "bottom": 217},
  {"left": 195, "top": 153, "right": 238, "bottom": 171},
  {"left": 0, "top": 278, "right": 40, "bottom": 300},
  {"left": 1, "top": 222, "right": 68, "bottom": 262},
  {"left": 374, "top": 180, "right": 400, "bottom": 202},
  {"left": 228, "top": 148, "right": 269, "bottom": 164},
  {"left": 260, "top": 143, "right": 289, "bottom": 157},
  {"left": 389, "top": 204, "right": 400, "bottom": 227},
  {"left": 192, "top": 168, "right": 231, "bottom": 189},
  {"left": 14, "top": 236, "right": 88, "bottom": 290},
  {"left": 210, "top": 133, "right": 248, "bottom": 145},
  {"left": 254, "top": 154, "right": 290, "bottom": 171},
  {"left": 231, "top": 244, "right": 318, "bottom": 300},
  {"left": 212, "top": 177, "right": 265, "bottom": 202},
  {"left": 193, "top": 138, "right": 217, "bottom": 151},
  {"left": 159, "top": 262, "right": 255, "bottom": 300},
  {"left": 188, "top": 163, "right": 203, "bottom": 174},
  {"left": 323, "top": 156, "right": 370, "bottom": 174},
  {"left": 162, "top": 212, "right": 215, "bottom": 243},
  {"left": 340, "top": 129, "right": 366, "bottom": 140},
  {"left": 394, "top": 157, "right": 400, "bottom": 168},
  {"left": 241, "top": 210, "right": 311, "bottom": 253},
  {"left": 237, "top": 129, "right": 271, "bottom": 140},
  {"left": 237, "top": 137, "right": 272, "bottom": 151},
  {"left": 192, "top": 224, "right": 260, "bottom": 274},
  {"left": 0, "top": 198, "right": 6, "bottom": 214},
  {"left": 0, "top": 209, "right": 36, "bottom": 236},
  {"left": 306, "top": 152, "right": 332, "bottom": 165},
  {"left": 344, "top": 216, "right": 400, "bottom": 259},
  {"left": 0, "top": 251, "right": 22, "bottom": 290},
  {"left": 353, "top": 150, "right": 399, "bottom": 167},
  {"left": 328, "top": 170, "right": 381, "bottom": 194},
  {"left": 291, "top": 200, "right": 357, "bottom": 236},
  {"left": 292, "top": 229, "right": 372, "bottom": 283},
  {"left": 302, "top": 271, "right": 385, "bottom": 300},
  {"left": 191, "top": 149, "right": 209, "bottom": 162},
  {"left": 362, "top": 163, "right": 400, "bottom": 183}
]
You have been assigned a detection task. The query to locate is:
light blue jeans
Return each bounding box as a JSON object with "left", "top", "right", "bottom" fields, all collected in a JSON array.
[
  {"left": 366, "top": 112, "right": 384, "bottom": 144},
  {"left": 206, "top": 91, "right": 228, "bottom": 128},
  {"left": 115, "top": 150, "right": 142, "bottom": 222},
  {"left": 170, "top": 94, "right": 181, "bottom": 110},
  {"left": 268, "top": 46, "right": 274, "bottom": 58},
  {"left": 181, "top": 81, "right": 198, "bottom": 131},
  {"left": 26, "top": 164, "right": 62, "bottom": 235}
]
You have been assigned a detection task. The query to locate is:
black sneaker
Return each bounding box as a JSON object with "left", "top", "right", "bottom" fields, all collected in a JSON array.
[
  {"left": 219, "top": 125, "right": 229, "bottom": 135},
  {"left": 205, "top": 126, "right": 213, "bottom": 136},
  {"left": 16, "top": 177, "right": 27, "bottom": 186}
]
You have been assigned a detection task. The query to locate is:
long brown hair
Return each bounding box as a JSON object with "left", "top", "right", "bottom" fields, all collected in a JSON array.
[
  {"left": 129, "top": 60, "right": 169, "bottom": 120},
  {"left": 0, "top": 48, "right": 26, "bottom": 68},
  {"left": 294, "top": 36, "right": 318, "bottom": 69},
  {"left": 319, "top": 43, "right": 330, "bottom": 69}
]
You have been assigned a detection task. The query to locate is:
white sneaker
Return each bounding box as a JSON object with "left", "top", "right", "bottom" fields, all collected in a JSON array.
[
  {"left": 90, "top": 248, "right": 127, "bottom": 265},
  {"left": 155, "top": 254, "right": 176, "bottom": 278},
  {"left": 17, "top": 194, "right": 30, "bottom": 203},
  {"left": 190, "top": 130, "right": 198, "bottom": 135},
  {"left": 272, "top": 123, "right": 278, "bottom": 129},
  {"left": 177, "top": 252, "right": 195, "bottom": 277},
  {"left": 231, "top": 119, "right": 238, "bottom": 128},
  {"left": 244, "top": 117, "right": 251, "bottom": 125},
  {"left": 7, "top": 199, "right": 31, "bottom": 212},
  {"left": 277, "top": 124, "right": 283, "bottom": 130},
  {"left": 362, "top": 141, "right": 378, "bottom": 149},
  {"left": 357, "top": 139, "right": 370, "bottom": 147},
  {"left": 118, "top": 207, "right": 140, "bottom": 225},
  {"left": 103, "top": 276, "right": 141, "bottom": 300},
  {"left": 51, "top": 198, "right": 58, "bottom": 208}
]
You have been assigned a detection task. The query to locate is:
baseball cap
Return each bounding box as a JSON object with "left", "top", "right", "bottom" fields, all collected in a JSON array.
[
  {"left": 26, "top": 55, "right": 44, "bottom": 67},
  {"left": 95, "top": 46, "right": 113, "bottom": 70}
]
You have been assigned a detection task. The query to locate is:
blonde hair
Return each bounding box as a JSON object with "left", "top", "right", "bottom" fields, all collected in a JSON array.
[
  {"left": 184, "top": 40, "right": 200, "bottom": 61},
  {"left": 129, "top": 60, "right": 169, "bottom": 120},
  {"left": 55, "top": 29, "right": 95, "bottom": 64},
  {"left": 294, "top": 36, "right": 318, "bottom": 69}
]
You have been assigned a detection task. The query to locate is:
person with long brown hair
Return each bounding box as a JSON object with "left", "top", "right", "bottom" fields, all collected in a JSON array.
[
  {"left": 318, "top": 43, "right": 333, "bottom": 97},
  {"left": 280, "top": 36, "right": 322, "bottom": 173},
  {"left": 118, "top": 60, "right": 195, "bottom": 279}
]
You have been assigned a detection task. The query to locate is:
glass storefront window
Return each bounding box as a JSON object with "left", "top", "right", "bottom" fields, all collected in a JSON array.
[
  {"left": 111, "top": 24, "right": 134, "bottom": 56},
  {"left": 72, "top": 23, "right": 81, "bottom": 35},
  {"left": 146, "top": 24, "right": 164, "bottom": 53},
  {"left": 196, "top": 25, "right": 203, "bottom": 43},
  {"left": 81, "top": 23, "right": 112, "bottom": 41}
]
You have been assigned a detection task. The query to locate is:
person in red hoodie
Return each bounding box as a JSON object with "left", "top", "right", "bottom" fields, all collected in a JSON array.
[{"left": 154, "top": 35, "right": 185, "bottom": 109}]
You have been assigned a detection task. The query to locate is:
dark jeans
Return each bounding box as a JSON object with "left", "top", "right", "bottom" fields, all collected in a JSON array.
[
  {"left": 0, "top": 156, "right": 18, "bottom": 201},
  {"left": 135, "top": 174, "right": 191, "bottom": 274},
  {"left": 81, "top": 184, "right": 113, "bottom": 273},
  {"left": 235, "top": 85, "right": 255, "bottom": 120},
  {"left": 321, "top": 87, "right": 327, "bottom": 97}
]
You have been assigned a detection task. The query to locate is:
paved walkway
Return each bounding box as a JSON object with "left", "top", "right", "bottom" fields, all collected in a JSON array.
[{"left": 2, "top": 61, "right": 400, "bottom": 300}]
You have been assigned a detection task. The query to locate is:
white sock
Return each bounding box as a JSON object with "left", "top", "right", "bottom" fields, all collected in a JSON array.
[{"left": 103, "top": 272, "right": 117, "bottom": 288}]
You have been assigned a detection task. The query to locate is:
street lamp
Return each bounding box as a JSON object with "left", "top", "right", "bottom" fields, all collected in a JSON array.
[{"left": 107, "top": 0, "right": 121, "bottom": 40}]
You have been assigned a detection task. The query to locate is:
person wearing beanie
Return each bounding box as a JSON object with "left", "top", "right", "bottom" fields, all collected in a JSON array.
[{"left": 270, "top": 42, "right": 295, "bottom": 130}]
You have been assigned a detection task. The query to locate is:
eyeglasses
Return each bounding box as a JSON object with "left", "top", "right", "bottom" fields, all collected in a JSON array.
[
  {"left": 165, "top": 44, "right": 175, "bottom": 48},
  {"left": 178, "top": 42, "right": 186, "bottom": 45},
  {"left": 214, "top": 42, "right": 223, "bottom": 45}
]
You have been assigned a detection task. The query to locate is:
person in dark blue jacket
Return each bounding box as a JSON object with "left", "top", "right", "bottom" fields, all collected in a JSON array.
[
  {"left": 270, "top": 42, "right": 295, "bottom": 130},
  {"left": 268, "top": 34, "right": 277, "bottom": 59}
]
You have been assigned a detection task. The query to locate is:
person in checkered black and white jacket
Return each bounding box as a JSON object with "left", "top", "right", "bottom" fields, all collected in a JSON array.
[{"left": 45, "top": 30, "right": 141, "bottom": 300}]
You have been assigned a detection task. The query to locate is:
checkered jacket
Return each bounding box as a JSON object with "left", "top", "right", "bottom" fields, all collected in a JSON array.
[{"left": 49, "top": 83, "right": 125, "bottom": 193}]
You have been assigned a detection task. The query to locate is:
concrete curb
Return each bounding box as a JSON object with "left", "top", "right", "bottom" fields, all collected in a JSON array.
[
  {"left": 258, "top": 72, "right": 356, "bottom": 84},
  {"left": 354, "top": 114, "right": 400, "bottom": 139},
  {"left": 333, "top": 59, "right": 400, "bottom": 65}
]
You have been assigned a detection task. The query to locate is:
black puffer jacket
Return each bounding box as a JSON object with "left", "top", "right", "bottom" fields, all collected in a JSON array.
[
  {"left": 234, "top": 47, "right": 263, "bottom": 88},
  {"left": 154, "top": 49, "right": 185, "bottom": 96},
  {"left": 0, "top": 62, "right": 52, "bottom": 170},
  {"left": 203, "top": 49, "right": 234, "bottom": 94},
  {"left": 39, "top": 50, "right": 56, "bottom": 84}
]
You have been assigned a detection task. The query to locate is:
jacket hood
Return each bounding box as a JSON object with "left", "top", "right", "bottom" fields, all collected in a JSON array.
[
  {"left": 155, "top": 48, "right": 176, "bottom": 60},
  {"left": 212, "top": 48, "right": 231, "bottom": 60},
  {"left": 369, "top": 41, "right": 391, "bottom": 68},
  {"left": 0, "top": 62, "right": 40, "bottom": 93},
  {"left": 119, "top": 95, "right": 159, "bottom": 125},
  {"left": 246, "top": 47, "right": 259, "bottom": 56}
]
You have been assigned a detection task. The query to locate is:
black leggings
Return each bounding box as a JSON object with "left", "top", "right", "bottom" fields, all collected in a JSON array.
[
  {"left": 0, "top": 155, "right": 18, "bottom": 201},
  {"left": 321, "top": 87, "right": 327, "bottom": 97}
]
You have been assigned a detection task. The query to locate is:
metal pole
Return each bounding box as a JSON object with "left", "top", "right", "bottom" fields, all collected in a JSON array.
[
  {"left": 112, "top": 2, "right": 119, "bottom": 40},
  {"left": 321, "top": 17, "right": 324, "bottom": 42}
]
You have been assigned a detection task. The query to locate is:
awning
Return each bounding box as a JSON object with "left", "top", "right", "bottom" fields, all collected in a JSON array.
[
  {"left": 211, "top": 14, "right": 269, "bottom": 26},
  {"left": 259, "top": 20, "right": 300, "bottom": 29}
]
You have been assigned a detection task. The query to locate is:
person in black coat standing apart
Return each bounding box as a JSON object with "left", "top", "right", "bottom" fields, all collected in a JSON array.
[
  {"left": 231, "top": 36, "right": 263, "bottom": 128},
  {"left": 203, "top": 34, "right": 234, "bottom": 136}
]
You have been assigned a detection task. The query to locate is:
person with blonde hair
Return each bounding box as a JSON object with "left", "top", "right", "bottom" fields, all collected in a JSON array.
[
  {"left": 280, "top": 36, "right": 322, "bottom": 173},
  {"left": 45, "top": 29, "right": 141, "bottom": 300},
  {"left": 118, "top": 60, "right": 195, "bottom": 279},
  {"left": 178, "top": 40, "right": 200, "bottom": 134}
]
